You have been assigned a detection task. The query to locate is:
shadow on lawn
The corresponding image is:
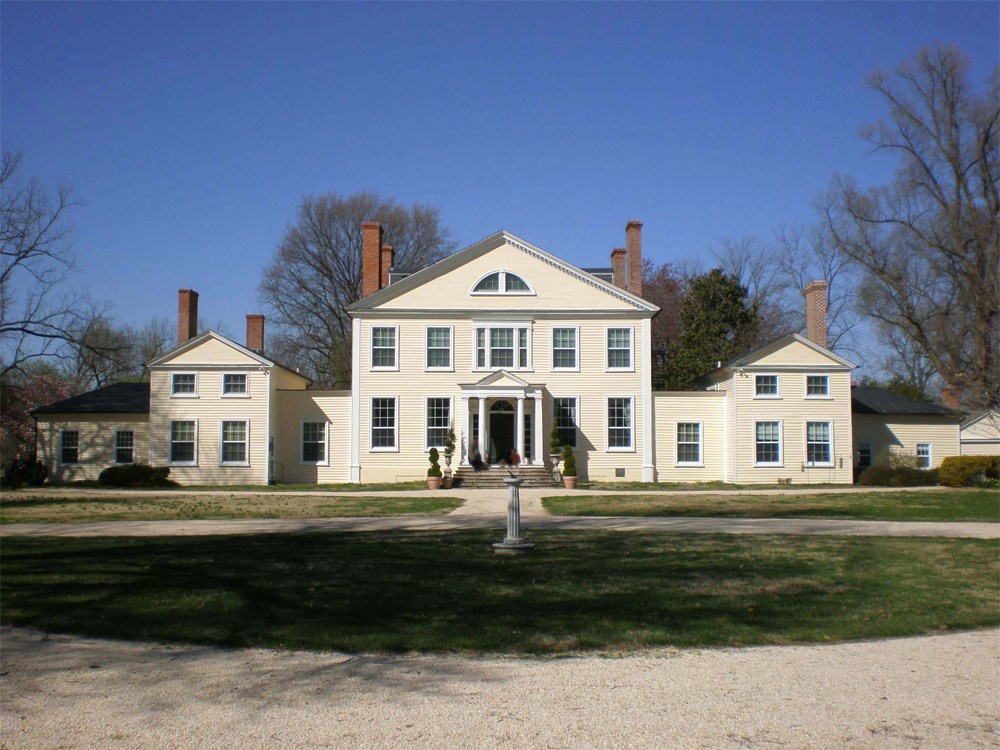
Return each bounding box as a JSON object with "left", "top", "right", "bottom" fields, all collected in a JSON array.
[{"left": 2, "top": 530, "right": 996, "bottom": 654}]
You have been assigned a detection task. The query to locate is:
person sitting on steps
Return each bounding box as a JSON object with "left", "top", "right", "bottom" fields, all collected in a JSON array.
[{"left": 470, "top": 445, "right": 487, "bottom": 472}]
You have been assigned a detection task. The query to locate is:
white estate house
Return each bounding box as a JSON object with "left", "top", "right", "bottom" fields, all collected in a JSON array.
[{"left": 34, "top": 220, "right": 984, "bottom": 486}]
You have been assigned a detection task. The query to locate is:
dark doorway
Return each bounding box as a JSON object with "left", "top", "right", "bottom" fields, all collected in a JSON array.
[{"left": 488, "top": 408, "right": 515, "bottom": 464}]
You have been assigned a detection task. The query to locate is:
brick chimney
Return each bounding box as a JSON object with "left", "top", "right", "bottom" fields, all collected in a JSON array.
[
  {"left": 611, "top": 248, "right": 627, "bottom": 289},
  {"left": 362, "top": 221, "right": 384, "bottom": 298},
  {"left": 177, "top": 289, "right": 198, "bottom": 345},
  {"left": 940, "top": 386, "right": 961, "bottom": 411},
  {"left": 380, "top": 244, "right": 394, "bottom": 290},
  {"left": 626, "top": 220, "right": 643, "bottom": 297},
  {"left": 803, "top": 280, "right": 829, "bottom": 348},
  {"left": 246, "top": 314, "right": 265, "bottom": 353}
]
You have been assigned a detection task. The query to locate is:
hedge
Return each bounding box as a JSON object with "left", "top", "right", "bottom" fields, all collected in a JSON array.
[
  {"left": 857, "top": 465, "right": 939, "bottom": 487},
  {"left": 938, "top": 455, "right": 1000, "bottom": 487},
  {"left": 97, "top": 464, "right": 176, "bottom": 488}
]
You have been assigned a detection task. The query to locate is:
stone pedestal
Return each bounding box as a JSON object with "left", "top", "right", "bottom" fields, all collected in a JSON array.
[{"left": 492, "top": 476, "right": 535, "bottom": 555}]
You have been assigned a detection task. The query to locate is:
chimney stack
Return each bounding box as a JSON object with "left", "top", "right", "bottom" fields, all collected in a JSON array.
[
  {"left": 380, "top": 244, "right": 394, "bottom": 290},
  {"left": 246, "top": 314, "right": 265, "bottom": 353},
  {"left": 940, "top": 386, "right": 961, "bottom": 411},
  {"left": 803, "top": 280, "right": 829, "bottom": 348},
  {"left": 611, "top": 248, "right": 627, "bottom": 289},
  {"left": 177, "top": 289, "right": 199, "bottom": 345},
  {"left": 362, "top": 221, "right": 384, "bottom": 298},
  {"left": 626, "top": 220, "right": 643, "bottom": 297}
]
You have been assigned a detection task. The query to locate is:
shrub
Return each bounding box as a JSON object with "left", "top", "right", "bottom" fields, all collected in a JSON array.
[
  {"left": 561, "top": 445, "right": 577, "bottom": 476},
  {"left": 0, "top": 457, "right": 48, "bottom": 490},
  {"left": 550, "top": 424, "right": 562, "bottom": 455},
  {"left": 857, "top": 465, "right": 938, "bottom": 487},
  {"left": 97, "top": 464, "right": 175, "bottom": 488},
  {"left": 938, "top": 455, "right": 1000, "bottom": 487},
  {"left": 427, "top": 448, "right": 442, "bottom": 479}
]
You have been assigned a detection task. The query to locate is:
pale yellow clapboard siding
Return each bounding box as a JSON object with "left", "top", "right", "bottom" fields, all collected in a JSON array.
[
  {"left": 378, "top": 241, "right": 644, "bottom": 313},
  {"left": 652, "top": 392, "right": 727, "bottom": 482},
  {"left": 274, "top": 390, "right": 351, "bottom": 483},
  {"left": 750, "top": 339, "right": 847, "bottom": 367},
  {"left": 960, "top": 412, "right": 1000, "bottom": 456},
  {"left": 149, "top": 368, "right": 270, "bottom": 485},
  {"left": 853, "top": 414, "right": 960, "bottom": 468},
  {"left": 159, "top": 336, "right": 265, "bottom": 366},
  {"left": 36, "top": 414, "right": 149, "bottom": 482}
]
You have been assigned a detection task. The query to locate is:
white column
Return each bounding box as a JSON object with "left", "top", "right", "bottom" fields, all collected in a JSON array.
[
  {"left": 478, "top": 396, "right": 487, "bottom": 462},
  {"left": 516, "top": 395, "right": 525, "bottom": 460},
  {"left": 532, "top": 394, "right": 542, "bottom": 465},
  {"left": 462, "top": 395, "right": 471, "bottom": 465}
]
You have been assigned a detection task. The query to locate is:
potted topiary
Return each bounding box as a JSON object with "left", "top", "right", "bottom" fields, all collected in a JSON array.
[
  {"left": 443, "top": 422, "right": 456, "bottom": 470},
  {"left": 427, "top": 447, "right": 443, "bottom": 490},
  {"left": 561, "top": 445, "right": 577, "bottom": 489},
  {"left": 549, "top": 424, "right": 562, "bottom": 471}
]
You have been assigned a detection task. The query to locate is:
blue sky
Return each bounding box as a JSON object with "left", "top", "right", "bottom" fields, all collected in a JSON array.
[{"left": 3, "top": 1, "right": 998, "bottom": 342}]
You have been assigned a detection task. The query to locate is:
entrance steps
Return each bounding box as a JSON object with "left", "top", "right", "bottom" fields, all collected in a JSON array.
[{"left": 452, "top": 465, "right": 560, "bottom": 489}]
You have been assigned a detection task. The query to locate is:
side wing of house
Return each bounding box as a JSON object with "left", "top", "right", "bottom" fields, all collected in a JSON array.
[
  {"left": 960, "top": 411, "right": 1000, "bottom": 456},
  {"left": 274, "top": 389, "right": 352, "bottom": 483},
  {"left": 652, "top": 391, "right": 728, "bottom": 482},
  {"left": 37, "top": 413, "right": 149, "bottom": 482},
  {"left": 853, "top": 414, "right": 960, "bottom": 468},
  {"left": 348, "top": 230, "right": 657, "bottom": 483}
]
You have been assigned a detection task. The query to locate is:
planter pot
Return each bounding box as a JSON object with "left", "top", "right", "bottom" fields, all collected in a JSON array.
[
  {"left": 549, "top": 453, "right": 561, "bottom": 469},
  {"left": 427, "top": 477, "right": 442, "bottom": 490},
  {"left": 441, "top": 476, "right": 453, "bottom": 489},
  {"left": 444, "top": 454, "right": 453, "bottom": 469},
  {"left": 562, "top": 476, "right": 577, "bottom": 489}
]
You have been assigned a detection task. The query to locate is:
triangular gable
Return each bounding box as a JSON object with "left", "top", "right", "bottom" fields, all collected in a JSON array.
[
  {"left": 463, "top": 370, "right": 532, "bottom": 389},
  {"left": 348, "top": 230, "right": 658, "bottom": 314},
  {"left": 728, "top": 334, "right": 856, "bottom": 370},
  {"left": 961, "top": 409, "right": 1000, "bottom": 437},
  {"left": 148, "top": 331, "right": 277, "bottom": 369}
]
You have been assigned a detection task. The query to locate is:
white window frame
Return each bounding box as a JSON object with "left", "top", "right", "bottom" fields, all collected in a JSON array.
[
  {"left": 370, "top": 325, "right": 399, "bottom": 371},
  {"left": 169, "top": 420, "right": 198, "bottom": 466},
  {"left": 170, "top": 372, "right": 198, "bottom": 398},
  {"left": 301, "top": 420, "right": 329, "bottom": 466},
  {"left": 472, "top": 322, "right": 533, "bottom": 371},
  {"left": 370, "top": 396, "right": 399, "bottom": 452},
  {"left": 916, "top": 443, "right": 932, "bottom": 469},
  {"left": 114, "top": 430, "right": 135, "bottom": 465},
  {"left": 607, "top": 396, "right": 635, "bottom": 452},
  {"left": 805, "top": 374, "right": 831, "bottom": 399},
  {"left": 857, "top": 442, "right": 872, "bottom": 468},
  {"left": 59, "top": 430, "right": 80, "bottom": 465},
  {"left": 425, "top": 326, "right": 454, "bottom": 371},
  {"left": 754, "top": 420, "right": 783, "bottom": 467},
  {"left": 675, "top": 421, "right": 703, "bottom": 467},
  {"left": 606, "top": 327, "right": 634, "bottom": 372},
  {"left": 425, "top": 396, "right": 452, "bottom": 450},
  {"left": 754, "top": 374, "right": 780, "bottom": 399},
  {"left": 804, "top": 420, "right": 834, "bottom": 468},
  {"left": 551, "top": 326, "right": 579, "bottom": 371},
  {"left": 552, "top": 397, "right": 579, "bottom": 449},
  {"left": 221, "top": 372, "right": 249, "bottom": 398},
  {"left": 219, "top": 419, "right": 250, "bottom": 467},
  {"left": 470, "top": 269, "right": 535, "bottom": 296}
]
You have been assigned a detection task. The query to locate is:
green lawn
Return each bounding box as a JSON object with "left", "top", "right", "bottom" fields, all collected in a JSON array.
[
  {"left": 2, "top": 530, "right": 996, "bottom": 653},
  {"left": 542, "top": 489, "right": 1000, "bottom": 522},
  {"left": 0, "top": 493, "right": 464, "bottom": 523}
]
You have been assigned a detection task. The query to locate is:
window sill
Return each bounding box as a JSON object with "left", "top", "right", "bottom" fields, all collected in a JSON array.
[
  {"left": 220, "top": 462, "right": 250, "bottom": 467},
  {"left": 170, "top": 394, "right": 199, "bottom": 399},
  {"left": 753, "top": 395, "right": 781, "bottom": 400},
  {"left": 300, "top": 461, "right": 330, "bottom": 467},
  {"left": 370, "top": 367, "right": 399, "bottom": 373},
  {"left": 804, "top": 395, "right": 832, "bottom": 400},
  {"left": 804, "top": 463, "right": 834, "bottom": 469},
  {"left": 170, "top": 462, "right": 198, "bottom": 467},
  {"left": 754, "top": 462, "right": 783, "bottom": 468},
  {"left": 222, "top": 393, "right": 250, "bottom": 399},
  {"left": 370, "top": 447, "right": 399, "bottom": 453},
  {"left": 675, "top": 462, "right": 704, "bottom": 468},
  {"left": 607, "top": 447, "right": 635, "bottom": 453},
  {"left": 606, "top": 368, "right": 635, "bottom": 373}
]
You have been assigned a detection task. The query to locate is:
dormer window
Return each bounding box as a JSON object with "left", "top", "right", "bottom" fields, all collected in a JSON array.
[{"left": 472, "top": 270, "right": 534, "bottom": 295}]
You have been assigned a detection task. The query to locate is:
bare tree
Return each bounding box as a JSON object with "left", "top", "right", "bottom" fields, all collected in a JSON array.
[
  {"left": 259, "top": 193, "right": 456, "bottom": 386},
  {"left": 823, "top": 45, "right": 999, "bottom": 410}
]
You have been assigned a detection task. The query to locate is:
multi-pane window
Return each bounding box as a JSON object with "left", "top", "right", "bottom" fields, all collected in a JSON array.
[
  {"left": 553, "top": 397, "right": 578, "bottom": 448},
  {"left": 60, "top": 430, "right": 79, "bottom": 464},
  {"left": 171, "top": 373, "right": 196, "bottom": 396},
  {"left": 170, "top": 421, "right": 196, "bottom": 464},
  {"left": 607, "top": 328, "right": 632, "bottom": 370},
  {"left": 806, "top": 375, "right": 829, "bottom": 397},
  {"left": 805, "top": 421, "right": 832, "bottom": 466},
  {"left": 473, "top": 271, "right": 531, "bottom": 294},
  {"left": 505, "top": 273, "right": 530, "bottom": 292},
  {"left": 426, "top": 327, "right": 452, "bottom": 369},
  {"left": 302, "top": 422, "right": 327, "bottom": 463},
  {"left": 371, "top": 326, "right": 397, "bottom": 369},
  {"left": 552, "top": 328, "right": 577, "bottom": 369},
  {"left": 475, "top": 326, "right": 531, "bottom": 370},
  {"left": 223, "top": 373, "right": 247, "bottom": 396},
  {"left": 676, "top": 422, "right": 701, "bottom": 465},
  {"left": 916, "top": 443, "right": 931, "bottom": 469},
  {"left": 221, "top": 421, "right": 248, "bottom": 464},
  {"left": 755, "top": 421, "right": 781, "bottom": 465},
  {"left": 755, "top": 375, "right": 779, "bottom": 397},
  {"left": 607, "top": 397, "right": 633, "bottom": 449},
  {"left": 115, "top": 431, "right": 134, "bottom": 464},
  {"left": 473, "top": 273, "right": 500, "bottom": 292},
  {"left": 426, "top": 398, "right": 450, "bottom": 449},
  {"left": 857, "top": 443, "right": 872, "bottom": 468},
  {"left": 371, "top": 397, "right": 397, "bottom": 450}
]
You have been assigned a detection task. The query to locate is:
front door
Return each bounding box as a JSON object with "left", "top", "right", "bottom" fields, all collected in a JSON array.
[{"left": 488, "top": 412, "right": 515, "bottom": 463}]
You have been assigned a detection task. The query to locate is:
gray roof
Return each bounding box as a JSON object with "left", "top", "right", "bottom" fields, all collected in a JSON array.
[
  {"left": 851, "top": 387, "right": 963, "bottom": 419},
  {"left": 32, "top": 382, "right": 150, "bottom": 416}
]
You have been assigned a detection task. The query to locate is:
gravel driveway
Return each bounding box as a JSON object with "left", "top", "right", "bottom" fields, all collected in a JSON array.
[{"left": 2, "top": 626, "right": 997, "bottom": 749}]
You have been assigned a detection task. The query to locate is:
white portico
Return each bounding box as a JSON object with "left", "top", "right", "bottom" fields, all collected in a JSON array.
[{"left": 459, "top": 371, "right": 544, "bottom": 465}]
